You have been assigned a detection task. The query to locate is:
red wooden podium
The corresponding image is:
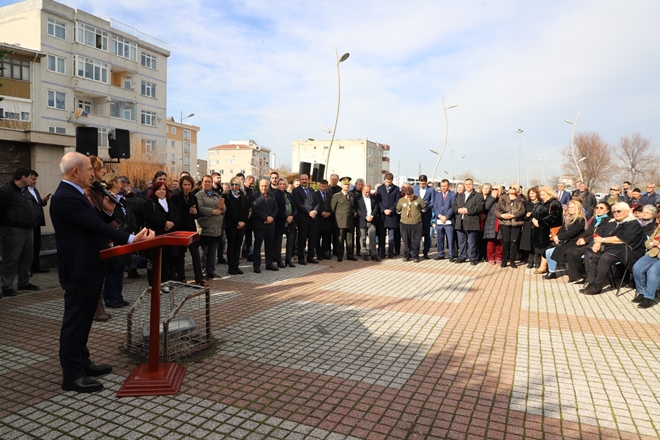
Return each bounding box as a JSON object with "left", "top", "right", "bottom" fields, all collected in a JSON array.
[{"left": 100, "top": 231, "right": 199, "bottom": 397}]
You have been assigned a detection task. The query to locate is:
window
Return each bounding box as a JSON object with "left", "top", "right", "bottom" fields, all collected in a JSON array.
[
  {"left": 141, "top": 110, "right": 156, "bottom": 126},
  {"left": 76, "top": 22, "right": 108, "bottom": 50},
  {"left": 98, "top": 127, "right": 108, "bottom": 149},
  {"left": 183, "top": 129, "right": 191, "bottom": 140},
  {"left": 140, "top": 80, "right": 156, "bottom": 98},
  {"left": 171, "top": 126, "right": 176, "bottom": 135},
  {"left": 3, "top": 112, "right": 19, "bottom": 120},
  {"left": 183, "top": 142, "right": 190, "bottom": 153},
  {"left": 74, "top": 55, "right": 108, "bottom": 83},
  {"left": 218, "top": 169, "right": 224, "bottom": 175},
  {"left": 21, "top": 112, "right": 30, "bottom": 121},
  {"left": 47, "top": 18, "right": 66, "bottom": 40},
  {"left": 48, "top": 126, "right": 67, "bottom": 134},
  {"left": 47, "top": 90, "right": 66, "bottom": 110},
  {"left": 171, "top": 140, "right": 176, "bottom": 148},
  {"left": 171, "top": 153, "right": 176, "bottom": 162},
  {"left": 0, "top": 58, "right": 30, "bottom": 81},
  {"left": 230, "top": 159, "right": 235, "bottom": 165},
  {"left": 183, "top": 156, "right": 190, "bottom": 166},
  {"left": 47, "top": 54, "right": 66, "bottom": 74},
  {"left": 77, "top": 100, "right": 92, "bottom": 114},
  {"left": 141, "top": 52, "right": 156, "bottom": 70},
  {"left": 111, "top": 36, "right": 137, "bottom": 61},
  {"left": 123, "top": 78, "right": 132, "bottom": 90},
  {"left": 109, "top": 99, "right": 136, "bottom": 121},
  {"left": 143, "top": 139, "right": 155, "bottom": 153}
]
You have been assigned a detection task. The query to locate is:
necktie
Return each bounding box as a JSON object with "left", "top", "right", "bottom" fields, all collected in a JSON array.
[{"left": 322, "top": 192, "right": 325, "bottom": 202}]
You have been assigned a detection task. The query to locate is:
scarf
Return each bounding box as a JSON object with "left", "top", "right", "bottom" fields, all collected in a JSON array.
[
  {"left": 231, "top": 189, "right": 241, "bottom": 197},
  {"left": 594, "top": 213, "right": 608, "bottom": 227},
  {"left": 205, "top": 190, "right": 214, "bottom": 197},
  {"left": 639, "top": 218, "right": 655, "bottom": 229}
]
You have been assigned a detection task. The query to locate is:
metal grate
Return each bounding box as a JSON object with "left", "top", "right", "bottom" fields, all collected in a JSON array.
[{"left": 126, "top": 281, "right": 211, "bottom": 362}]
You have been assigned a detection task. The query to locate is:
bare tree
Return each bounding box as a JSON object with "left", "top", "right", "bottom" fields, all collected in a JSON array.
[
  {"left": 560, "top": 132, "right": 616, "bottom": 190},
  {"left": 614, "top": 133, "right": 657, "bottom": 187}
]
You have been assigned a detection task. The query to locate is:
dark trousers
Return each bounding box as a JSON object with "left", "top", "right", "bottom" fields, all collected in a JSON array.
[
  {"left": 0, "top": 226, "right": 33, "bottom": 291},
  {"left": 420, "top": 215, "right": 432, "bottom": 256},
  {"left": 226, "top": 227, "right": 246, "bottom": 273},
  {"left": 297, "top": 221, "right": 317, "bottom": 261},
  {"left": 32, "top": 225, "right": 42, "bottom": 270},
  {"left": 316, "top": 230, "right": 331, "bottom": 258},
  {"left": 253, "top": 229, "right": 275, "bottom": 269},
  {"left": 436, "top": 224, "right": 455, "bottom": 258},
  {"left": 335, "top": 227, "right": 354, "bottom": 259},
  {"left": 456, "top": 229, "right": 479, "bottom": 261},
  {"left": 565, "top": 245, "right": 588, "bottom": 282},
  {"left": 378, "top": 227, "right": 396, "bottom": 257},
  {"left": 500, "top": 225, "right": 522, "bottom": 264},
  {"left": 188, "top": 240, "right": 204, "bottom": 283},
  {"left": 199, "top": 235, "right": 219, "bottom": 278},
  {"left": 354, "top": 225, "right": 361, "bottom": 255},
  {"left": 585, "top": 249, "right": 619, "bottom": 285},
  {"left": 272, "top": 231, "right": 284, "bottom": 265},
  {"left": 103, "top": 265, "right": 125, "bottom": 306},
  {"left": 217, "top": 230, "right": 227, "bottom": 263},
  {"left": 60, "top": 276, "right": 102, "bottom": 382},
  {"left": 401, "top": 222, "right": 422, "bottom": 258},
  {"left": 242, "top": 224, "right": 253, "bottom": 257},
  {"left": 393, "top": 227, "right": 401, "bottom": 255}
]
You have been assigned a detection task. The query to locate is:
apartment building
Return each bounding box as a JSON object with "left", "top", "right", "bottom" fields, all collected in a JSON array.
[
  {"left": 291, "top": 138, "right": 390, "bottom": 185},
  {"left": 207, "top": 140, "right": 271, "bottom": 180},
  {"left": 165, "top": 116, "right": 200, "bottom": 177},
  {"left": 0, "top": 0, "right": 170, "bottom": 162}
]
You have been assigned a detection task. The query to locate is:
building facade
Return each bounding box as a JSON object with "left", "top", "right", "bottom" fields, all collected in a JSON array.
[
  {"left": 165, "top": 117, "right": 199, "bottom": 177},
  {"left": 0, "top": 0, "right": 170, "bottom": 163},
  {"left": 291, "top": 138, "right": 390, "bottom": 185},
  {"left": 207, "top": 140, "right": 271, "bottom": 180}
]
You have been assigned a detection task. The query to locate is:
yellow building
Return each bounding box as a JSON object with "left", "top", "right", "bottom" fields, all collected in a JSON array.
[
  {"left": 207, "top": 140, "right": 271, "bottom": 180},
  {"left": 165, "top": 117, "right": 200, "bottom": 176}
]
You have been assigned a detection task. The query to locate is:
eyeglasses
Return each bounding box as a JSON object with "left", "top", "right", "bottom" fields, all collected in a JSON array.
[
  {"left": 610, "top": 188, "right": 619, "bottom": 191},
  {"left": 595, "top": 206, "right": 607, "bottom": 210},
  {"left": 231, "top": 183, "right": 240, "bottom": 187},
  {"left": 508, "top": 186, "right": 518, "bottom": 190},
  {"left": 612, "top": 210, "right": 623, "bottom": 214}
]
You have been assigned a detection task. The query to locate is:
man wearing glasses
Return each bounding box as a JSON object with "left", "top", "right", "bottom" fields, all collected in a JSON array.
[
  {"left": 602, "top": 185, "right": 624, "bottom": 205},
  {"left": 640, "top": 184, "right": 658, "bottom": 207}
]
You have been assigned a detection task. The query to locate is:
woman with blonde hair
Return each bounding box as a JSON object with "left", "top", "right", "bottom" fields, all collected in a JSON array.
[
  {"left": 532, "top": 186, "right": 563, "bottom": 274},
  {"left": 495, "top": 183, "right": 526, "bottom": 268},
  {"left": 542, "top": 200, "right": 586, "bottom": 279}
]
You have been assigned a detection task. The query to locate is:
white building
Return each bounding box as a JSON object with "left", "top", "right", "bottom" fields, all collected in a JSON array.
[
  {"left": 207, "top": 140, "right": 271, "bottom": 179},
  {"left": 291, "top": 138, "right": 390, "bottom": 184},
  {"left": 0, "top": 0, "right": 170, "bottom": 163}
]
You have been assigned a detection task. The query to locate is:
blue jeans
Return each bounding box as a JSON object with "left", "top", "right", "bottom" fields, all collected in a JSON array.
[
  {"left": 545, "top": 247, "right": 558, "bottom": 273},
  {"left": 632, "top": 254, "right": 660, "bottom": 299}
]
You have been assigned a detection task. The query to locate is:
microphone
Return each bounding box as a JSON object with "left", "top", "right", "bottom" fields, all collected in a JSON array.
[{"left": 92, "top": 181, "right": 120, "bottom": 205}]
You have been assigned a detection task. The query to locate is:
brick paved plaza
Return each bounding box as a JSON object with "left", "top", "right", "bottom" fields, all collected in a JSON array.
[{"left": 1, "top": 256, "right": 659, "bottom": 439}]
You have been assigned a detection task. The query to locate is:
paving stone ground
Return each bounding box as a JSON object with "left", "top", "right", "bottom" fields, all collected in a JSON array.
[{"left": 1, "top": 251, "right": 659, "bottom": 439}]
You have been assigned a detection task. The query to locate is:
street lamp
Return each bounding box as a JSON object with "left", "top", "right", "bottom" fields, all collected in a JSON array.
[
  {"left": 565, "top": 112, "right": 583, "bottom": 182},
  {"left": 516, "top": 128, "right": 523, "bottom": 183},
  {"left": 324, "top": 44, "right": 350, "bottom": 175},
  {"left": 180, "top": 112, "right": 195, "bottom": 174},
  {"left": 430, "top": 94, "right": 458, "bottom": 185}
]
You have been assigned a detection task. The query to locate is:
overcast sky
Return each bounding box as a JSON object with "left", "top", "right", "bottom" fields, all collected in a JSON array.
[{"left": 4, "top": 0, "right": 659, "bottom": 184}]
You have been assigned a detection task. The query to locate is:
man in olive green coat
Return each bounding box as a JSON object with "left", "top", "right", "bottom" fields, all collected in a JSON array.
[{"left": 330, "top": 177, "right": 357, "bottom": 262}]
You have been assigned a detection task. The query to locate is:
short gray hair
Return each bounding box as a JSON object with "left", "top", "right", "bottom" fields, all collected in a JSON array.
[{"left": 60, "top": 152, "right": 85, "bottom": 175}]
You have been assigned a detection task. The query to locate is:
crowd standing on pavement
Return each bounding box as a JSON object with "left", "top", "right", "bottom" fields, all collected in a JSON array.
[{"left": 2, "top": 155, "right": 660, "bottom": 392}]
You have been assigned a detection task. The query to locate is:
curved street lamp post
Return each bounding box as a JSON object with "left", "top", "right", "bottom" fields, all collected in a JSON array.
[
  {"left": 565, "top": 112, "right": 583, "bottom": 182},
  {"left": 324, "top": 45, "right": 350, "bottom": 174},
  {"left": 430, "top": 95, "right": 458, "bottom": 185}
]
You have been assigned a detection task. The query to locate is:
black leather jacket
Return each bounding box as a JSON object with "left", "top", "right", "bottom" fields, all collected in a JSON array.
[{"left": 0, "top": 181, "right": 33, "bottom": 229}]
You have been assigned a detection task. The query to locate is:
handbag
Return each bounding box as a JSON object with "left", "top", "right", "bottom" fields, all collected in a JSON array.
[{"left": 550, "top": 226, "right": 561, "bottom": 240}]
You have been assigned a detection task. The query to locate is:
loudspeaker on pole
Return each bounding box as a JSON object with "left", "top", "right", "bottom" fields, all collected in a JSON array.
[
  {"left": 298, "top": 161, "right": 311, "bottom": 177},
  {"left": 76, "top": 126, "right": 98, "bottom": 157},
  {"left": 312, "top": 163, "right": 325, "bottom": 182}
]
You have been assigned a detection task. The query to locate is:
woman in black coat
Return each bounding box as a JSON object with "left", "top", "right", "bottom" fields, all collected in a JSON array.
[
  {"left": 532, "top": 186, "right": 563, "bottom": 274},
  {"left": 223, "top": 177, "right": 250, "bottom": 275},
  {"left": 564, "top": 202, "right": 612, "bottom": 283},
  {"left": 520, "top": 187, "right": 541, "bottom": 268},
  {"left": 542, "top": 200, "right": 586, "bottom": 279},
  {"left": 274, "top": 178, "right": 298, "bottom": 267},
  {"left": 171, "top": 175, "right": 205, "bottom": 286},
  {"left": 142, "top": 181, "right": 181, "bottom": 284}
]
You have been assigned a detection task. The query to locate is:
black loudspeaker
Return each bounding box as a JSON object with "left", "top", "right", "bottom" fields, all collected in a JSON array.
[
  {"left": 109, "top": 128, "right": 131, "bottom": 159},
  {"left": 312, "top": 163, "right": 325, "bottom": 182},
  {"left": 76, "top": 126, "right": 98, "bottom": 157},
  {"left": 299, "top": 161, "right": 311, "bottom": 177}
]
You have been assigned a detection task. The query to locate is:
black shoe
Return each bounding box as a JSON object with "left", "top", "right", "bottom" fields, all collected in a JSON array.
[
  {"left": 84, "top": 363, "right": 112, "bottom": 376},
  {"left": 307, "top": 259, "right": 319, "bottom": 264},
  {"left": 3, "top": 289, "right": 17, "bottom": 297},
  {"left": 247, "top": 256, "right": 254, "bottom": 262},
  {"left": 371, "top": 255, "right": 380, "bottom": 262},
  {"left": 337, "top": 258, "right": 343, "bottom": 262},
  {"left": 363, "top": 255, "right": 369, "bottom": 261},
  {"left": 449, "top": 257, "right": 457, "bottom": 262},
  {"left": 510, "top": 262, "right": 518, "bottom": 269},
  {"left": 544, "top": 272, "right": 556, "bottom": 279},
  {"left": 316, "top": 255, "right": 324, "bottom": 261},
  {"left": 228, "top": 270, "right": 238, "bottom": 275},
  {"left": 470, "top": 260, "right": 478, "bottom": 265},
  {"left": 298, "top": 260, "right": 307, "bottom": 265},
  {"left": 121, "top": 300, "right": 130, "bottom": 306},
  {"left": 583, "top": 283, "right": 602, "bottom": 295},
  {"left": 423, "top": 254, "right": 430, "bottom": 260},
  {"left": 455, "top": 259, "right": 466, "bottom": 264},
  {"left": 236, "top": 268, "right": 244, "bottom": 275},
  {"left": 632, "top": 294, "right": 645, "bottom": 303},
  {"left": 31, "top": 267, "right": 49, "bottom": 273},
  {"left": 347, "top": 257, "right": 358, "bottom": 261},
  {"left": 388, "top": 255, "right": 394, "bottom": 259},
  {"left": 526, "top": 261, "right": 534, "bottom": 269},
  {"left": 403, "top": 257, "right": 411, "bottom": 262},
  {"left": 277, "top": 263, "right": 286, "bottom": 268},
  {"left": 574, "top": 278, "right": 587, "bottom": 285},
  {"left": 638, "top": 298, "right": 656, "bottom": 309},
  {"left": 413, "top": 257, "right": 420, "bottom": 263},
  {"left": 18, "top": 283, "right": 40, "bottom": 291},
  {"left": 434, "top": 255, "right": 444, "bottom": 260},
  {"left": 253, "top": 268, "right": 261, "bottom": 273},
  {"left": 217, "top": 258, "right": 228, "bottom": 265},
  {"left": 266, "top": 266, "right": 279, "bottom": 271},
  {"left": 579, "top": 283, "right": 590, "bottom": 293},
  {"left": 106, "top": 303, "right": 123, "bottom": 309},
  {"left": 127, "top": 269, "right": 141, "bottom": 278},
  {"left": 500, "top": 261, "right": 508, "bottom": 268},
  {"left": 285, "top": 261, "right": 295, "bottom": 268},
  {"left": 62, "top": 375, "right": 103, "bottom": 393}
]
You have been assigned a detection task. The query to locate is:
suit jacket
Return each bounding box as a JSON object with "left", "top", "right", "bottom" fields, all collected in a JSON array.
[
  {"left": 376, "top": 184, "right": 400, "bottom": 228},
  {"left": 331, "top": 190, "right": 356, "bottom": 229},
  {"left": 315, "top": 190, "right": 334, "bottom": 232},
  {"left": 50, "top": 181, "right": 130, "bottom": 290},
  {"left": 640, "top": 192, "right": 658, "bottom": 207},
  {"left": 557, "top": 190, "right": 571, "bottom": 206},
  {"left": 292, "top": 185, "right": 319, "bottom": 224},
  {"left": 413, "top": 185, "right": 435, "bottom": 220},
  {"left": 433, "top": 190, "right": 456, "bottom": 224},
  {"left": 28, "top": 186, "right": 47, "bottom": 227},
  {"left": 274, "top": 190, "right": 296, "bottom": 234},
  {"left": 355, "top": 193, "right": 380, "bottom": 229},
  {"left": 452, "top": 191, "right": 484, "bottom": 231},
  {"left": 250, "top": 192, "right": 278, "bottom": 230}
]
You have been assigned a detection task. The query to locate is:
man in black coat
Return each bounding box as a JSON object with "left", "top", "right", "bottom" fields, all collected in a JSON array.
[
  {"left": 355, "top": 183, "right": 380, "bottom": 260},
  {"left": 50, "top": 152, "right": 153, "bottom": 393},
  {"left": 292, "top": 174, "right": 320, "bottom": 264},
  {"left": 315, "top": 179, "right": 333, "bottom": 260},
  {"left": 250, "top": 179, "right": 279, "bottom": 273},
  {"left": 27, "top": 170, "right": 51, "bottom": 273},
  {"left": 452, "top": 178, "right": 484, "bottom": 264}
]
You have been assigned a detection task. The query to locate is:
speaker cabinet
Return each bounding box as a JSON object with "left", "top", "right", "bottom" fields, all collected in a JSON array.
[
  {"left": 75, "top": 126, "right": 98, "bottom": 157},
  {"left": 298, "top": 161, "right": 311, "bottom": 177},
  {"left": 109, "top": 128, "right": 131, "bottom": 159},
  {"left": 312, "top": 163, "right": 325, "bottom": 182}
]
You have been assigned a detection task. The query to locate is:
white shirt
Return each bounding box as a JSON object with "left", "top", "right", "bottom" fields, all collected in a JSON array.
[
  {"left": 363, "top": 195, "right": 372, "bottom": 215},
  {"left": 419, "top": 187, "right": 427, "bottom": 200},
  {"left": 27, "top": 187, "right": 40, "bottom": 203}
]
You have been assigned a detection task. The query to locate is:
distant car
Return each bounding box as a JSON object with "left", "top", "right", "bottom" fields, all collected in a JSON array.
[{"left": 595, "top": 193, "right": 604, "bottom": 200}]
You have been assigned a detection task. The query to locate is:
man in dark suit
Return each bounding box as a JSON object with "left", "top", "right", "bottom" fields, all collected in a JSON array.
[
  {"left": 376, "top": 173, "right": 400, "bottom": 259},
  {"left": 640, "top": 183, "right": 658, "bottom": 207},
  {"left": 50, "top": 152, "right": 153, "bottom": 393},
  {"left": 331, "top": 177, "right": 357, "bottom": 262},
  {"left": 451, "top": 178, "right": 484, "bottom": 264},
  {"left": 292, "top": 173, "right": 319, "bottom": 264},
  {"left": 556, "top": 182, "right": 571, "bottom": 207},
  {"left": 27, "top": 170, "right": 50, "bottom": 273},
  {"left": 250, "top": 179, "right": 279, "bottom": 273},
  {"left": 433, "top": 179, "right": 457, "bottom": 260},
  {"left": 315, "top": 179, "right": 333, "bottom": 260},
  {"left": 355, "top": 183, "right": 380, "bottom": 261},
  {"left": 413, "top": 175, "right": 435, "bottom": 259}
]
